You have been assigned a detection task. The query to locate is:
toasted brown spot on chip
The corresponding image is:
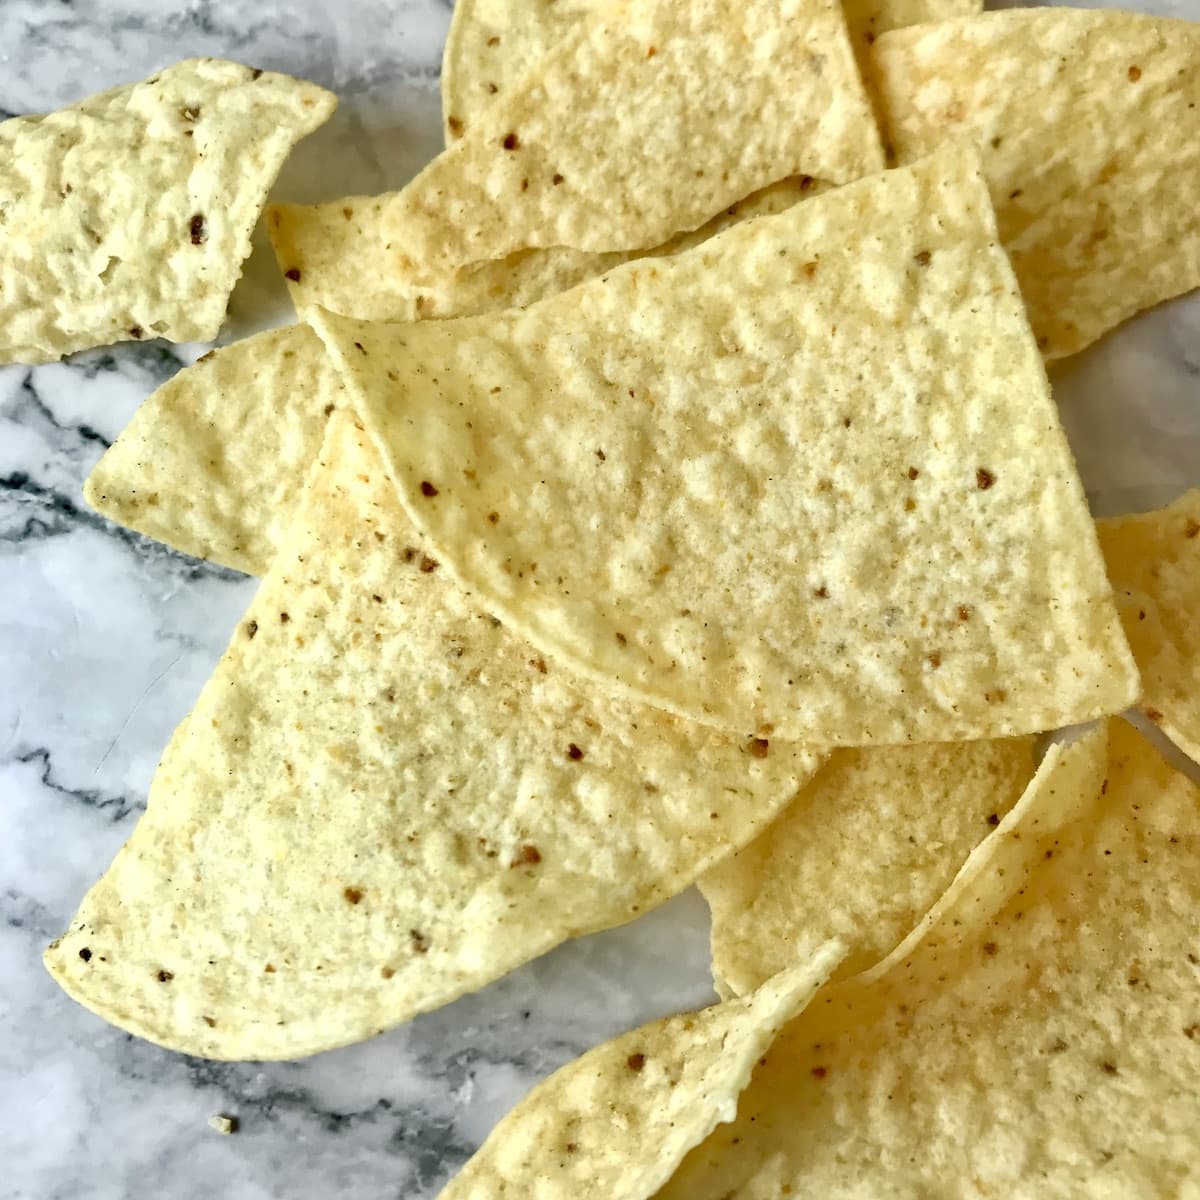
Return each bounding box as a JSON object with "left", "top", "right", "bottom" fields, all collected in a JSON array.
[
  {"left": 447, "top": 115, "right": 463, "bottom": 135},
  {"left": 157, "top": 969, "right": 174, "bottom": 982},
  {"left": 552, "top": 173, "right": 564, "bottom": 185},
  {"left": 976, "top": 467, "right": 996, "bottom": 490},
  {"left": 502, "top": 132, "right": 520, "bottom": 150},
  {"left": 627, "top": 1052, "right": 646, "bottom": 1072},
  {"left": 264, "top": 963, "right": 275, "bottom": 973},
  {"left": 511, "top": 844, "right": 542, "bottom": 867},
  {"left": 958, "top": 605, "right": 972, "bottom": 622},
  {"left": 746, "top": 737, "right": 770, "bottom": 758},
  {"left": 1146, "top": 708, "right": 1164, "bottom": 723},
  {"left": 410, "top": 930, "right": 429, "bottom": 954},
  {"left": 811, "top": 1065, "right": 828, "bottom": 1078},
  {"left": 913, "top": 249, "right": 932, "bottom": 267},
  {"left": 1185, "top": 518, "right": 1200, "bottom": 539},
  {"left": 79, "top": 947, "right": 92, "bottom": 962},
  {"left": 128, "top": 326, "right": 143, "bottom": 339},
  {"left": 567, "top": 743, "right": 585, "bottom": 761},
  {"left": 381, "top": 966, "right": 395, "bottom": 979},
  {"left": 420, "top": 481, "right": 439, "bottom": 497},
  {"left": 343, "top": 886, "right": 364, "bottom": 905},
  {"left": 285, "top": 267, "right": 301, "bottom": 282},
  {"left": 983, "top": 941, "right": 999, "bottom": 956},
  {"left": 1128, "top": 64, "right": 1142, "bottom": 81},
  {"left": 907, "top": 466, "right": 920, "bottom": 480},
  {"left": 245, "top": 619, "right": 258, "bottom": 639},
  {"left": 189, "top": 213, "right": 207, "bottom": 245}
]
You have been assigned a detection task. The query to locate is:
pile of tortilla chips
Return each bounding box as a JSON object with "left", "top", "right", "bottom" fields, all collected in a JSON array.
[{"left": 17, "top": 0, "right": 1198, "bottom": 1190}]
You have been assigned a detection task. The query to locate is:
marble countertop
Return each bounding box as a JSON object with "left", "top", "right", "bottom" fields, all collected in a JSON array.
[{"left": 1, "top": 1, "right": 1198, "bottom": 1198}]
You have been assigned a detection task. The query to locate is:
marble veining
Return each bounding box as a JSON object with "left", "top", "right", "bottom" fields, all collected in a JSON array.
[{"left": 1, "top": 1, "right": 1199, "bottom": 1197}]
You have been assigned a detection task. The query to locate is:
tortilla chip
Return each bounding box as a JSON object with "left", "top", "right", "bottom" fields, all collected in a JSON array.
[
  {"left": 661, "top": 720, "right": 1200, "bottom": 1197},
  {"left": 440, "top": 0, "right": 981, "bottom": 142},
  {"left": 872, "top": 10, "right": 1200, "bottom": 358},
  {"left": 0, "top": 59, "right": 335, "bottom": 364},
  {"left": 316, "top": 143, "right": 1138, "bottom": 746},
  {"left": 1099, "top": 489, "right": 1200, "bottom": 761},
  {"left": 439, "top": 943, "right": 845, "bottom": 1200},
  {"left": 47, "top": 412, "right": 822, "bottom": 1059},
  {"left": 83, "top": 326, "right": 341, "bottom": 575},
  {"left": 385, "top": 0, "right": 883, "bottom": 281},
  {"left": 700, "top": 735, "right": 1035, "bottom": 997},
  {"left": 269, "top": 177, "right": 825, "bottom": 325}
]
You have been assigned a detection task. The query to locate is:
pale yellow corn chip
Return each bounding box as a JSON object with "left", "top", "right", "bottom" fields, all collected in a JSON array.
[
  {"left": 47, "top": 412, "right": 821, "bottom": 1059},
  {"left": 385, "top": 0, "right": 883, "bottom": 280},
  {"left": 1099, "top": 489, "right": 1200, "bottom": 761},
  {"left": 660, "top": 721, "right": 1200, "bottom": 1198},
  {"left": 0, "top": 59, "right": 335, "bottom": 364},
  {"left": 316, "top": 144, "right": 1138, "bottom": 746},
  {"left": 872, "top": 10, "right": 1200, "bottom": 358},
  {"left": 439, "top": 944, "right": 845, "bottom": 1200},
  {"left": 700, "top": 736, "right": 1035, "bottom": 997},
  {"left": 83, "top": 326, "right": 341, "bottom": 575},
  {"left": 440, "top": 0, "right": 981, "bottom": 141}
]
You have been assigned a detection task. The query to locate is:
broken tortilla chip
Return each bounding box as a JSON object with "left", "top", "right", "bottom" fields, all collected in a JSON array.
[
  {"left": 700, "top": 735, "right": 1036, "bottom": 997},
  {"left": 0, "top": 58, "right": 335, "bottom": 364},
  {"left": 659, "top": 721, "right": 1200, "bottom": 1197},
  {"left": 872, "top": 9, "right": 1200, "bottom": 358},
  {"left": 316, "top": 143, "right": 1139, "bottom": 746},
  {"left": 438, "top": 943, "right": 846, "bottom": 1200},
  {"left": 47, "top": 411, "right": 822, "bottom": 1059},
  {"left": 385, "top": 0, "right": 883, "bottom": 281},
  {"left": 82, "top": 326, "right": 342, "bottom": 575},
  {"left": 1098, "top": 489, "right": 1200, "bottom": 761},
  {"left": 440, "top": 0, "right": 981, "bottom": 142}
]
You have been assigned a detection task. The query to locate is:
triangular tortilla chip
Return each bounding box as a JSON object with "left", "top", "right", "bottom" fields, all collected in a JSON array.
[
  {"left": 384, "top": 0, "right": 883, "bottom": 281},
  {"left": 872, "top": 10, "right": 1200, "bottom": 358},
  {"left": 440, "top": 0, "right": 980, "bottom": 142},
  {"left": 0, "top": 59, "right": 335, "bottom": 364},
  {"left": 47, "top": 412, "right": 821, "bottom": 1059},
  {"left": 659, "top": 721, "right": 1200, "bottom": 1197},
  {"left": 700, "top": 735, "right": 1036, "bottom": 997},
  {"left": 83, "top": 325, "right": 341, "bottom": 575},
  {"left": 1098, "top": 489, "right": 1200, "bottom": 761},
  {"left": 439, "top": 944, "right": 846, "bottom": 1200},
  {"left": 316, "top": 143, "right": 1138, "bottom": 746}
]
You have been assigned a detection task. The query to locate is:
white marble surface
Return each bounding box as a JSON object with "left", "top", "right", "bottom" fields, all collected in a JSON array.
[{"left": 0, "top": 1, "right": 1198, "bottom": 1198}]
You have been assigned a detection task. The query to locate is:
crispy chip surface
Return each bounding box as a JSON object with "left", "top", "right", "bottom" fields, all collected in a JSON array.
[
  {"left": 0, "top": 59, "right": 335, "bottom": 363},
  {"left": 1099, "top": 489, "right": 1200, "bottom": 761},
  {"left": 661, "top": 721, "right": 1200, "bottom": 1197},
  {"left": 440, "top": 0, "right": 980, "bottom": 141},
  {"left": 700, "top": 736, "right": 1035, "bottom": 996},
  {"left": 83, "top": 326, "right": 341, "bottom": 575},
  {"left": 48, "top": 413, "right": 821, "bottom": 1059},
  {"left": 385, "top": 0, "right": 883, "bottom": 280},
  {"left": 872, "top": 10, "right": 1200, "bottom": 358},
  {"left": 439, "top": 945, "right": 844, "bottom": 1200},
  {"left": 317, "top": 144, "right": 1138, "bottom": 745}
]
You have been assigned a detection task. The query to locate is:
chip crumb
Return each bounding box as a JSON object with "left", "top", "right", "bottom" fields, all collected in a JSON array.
[{"left": 208, "top": 1113, "right": 238, "bottom": 1135}]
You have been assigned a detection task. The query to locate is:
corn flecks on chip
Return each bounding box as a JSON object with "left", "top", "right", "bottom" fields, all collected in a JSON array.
[
  {"left": 1099, "top": 489, "right": 1200, "bottom": 761},
  {"left": 384, "top": 0, "right": 883, "bottom": 281},
  {"left": 47, "top": 412, "right": 822, "bottom": 1059},
  {"left": 84, "top": 326, "right": 342, "bottom": 575},
  {"left": 872, "top": 9, "right": 1200, "bottom": 359},
  {"left": 660, "top": 721, "right": 1200, "bottom": 1197},
  {"left": 316, "top": 143, "right": 1138, "bottom": 746},
  {"left": 440, "top": 0, "right": 980, "bottom": 141},
  {"left": 700, "top": 735, "right": 1036, "bottom": 997},
  {"left": 438, "top": 943, "right": 846, "bottom": 1200},
  {"left": 270, "top": 176, "right": 823, "bottom": 324},
  {"left": 84, "top": 177, "right": 821, "bottom": 574},
  {"left": 0, "top": 59, "right": 335, "bottom": 364}
]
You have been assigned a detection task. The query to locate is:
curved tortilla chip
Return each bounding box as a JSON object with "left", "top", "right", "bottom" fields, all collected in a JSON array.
[
  {"left": 1099, "top": 489, "right": 1200, "bottom": 761},
  {"left": 317, "top": 144, "right": 1138, "bottom": 746},
  {"left": 872, "top": 10, "right": 1200, "bottom": 359},
  {"left": 0, "top": 59, "right": 335, "bottom": 364},
  {"left": 440, "top": 0, "right": 981, "bottom": 142},
  {"left": 439, "top": 943, "right": 846, "bottom": 1200},
  {"left": 47, "top": 412, "right": 821, "bottom": 1059},
  {"left": 385, "top": 0, "right": 883, "bottom": 280},
  {"left": 700, "top": 736, "right": 1035, "bottom": 996},
  {"left": 661, "top": 721, "right": 1200, "bottom": 1197},
  {"left": 83, "top": 325, "right": 341, "bottom": 575}
]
